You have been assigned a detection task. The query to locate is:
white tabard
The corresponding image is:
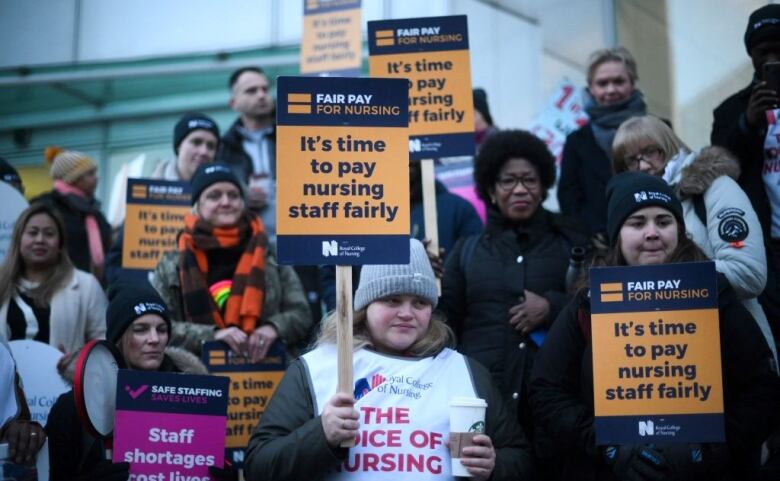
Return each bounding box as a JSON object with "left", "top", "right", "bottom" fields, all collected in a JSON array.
[{"left": 302, "top": 346, "right": 477, "bottom": 480}]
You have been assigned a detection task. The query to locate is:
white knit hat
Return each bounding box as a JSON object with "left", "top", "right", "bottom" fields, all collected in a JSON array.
[{"left": 354, "top": 238, "right": 438, "bottom": 311}]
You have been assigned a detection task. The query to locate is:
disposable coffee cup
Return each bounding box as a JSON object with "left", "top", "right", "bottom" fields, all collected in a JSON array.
[{"left": 449, "top": 396, "right": 487, "bottom": 477}]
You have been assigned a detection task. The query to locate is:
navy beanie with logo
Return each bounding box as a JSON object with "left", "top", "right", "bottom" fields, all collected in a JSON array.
[
  {"left": 190, "top": 162, "right": 243, "bottom": 205},
  {"left": 106, "top": 284, "right": 171, "bottom": 344},
  {"left": 173, "top": 113, "right": 220, "bottom": 154},
  {"left": 605, "top": 172, "right": 684, "bottom": 246}
]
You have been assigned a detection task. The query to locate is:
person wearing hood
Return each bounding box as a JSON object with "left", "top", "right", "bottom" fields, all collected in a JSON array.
[
  {"left": 32, "top": 147, "right": 112, "bottom": 282},
  {"left": 612, "top": 115, "right": 777, "bottom": 363},
  {"left": 45, "top": 284, "right": 210, "bottom": 481},
  {"left": 557, "top": 47, "right": 647, "bottom": 241},
  {"left": 529, "top": 172, "right": 780, "bottom": 481}
]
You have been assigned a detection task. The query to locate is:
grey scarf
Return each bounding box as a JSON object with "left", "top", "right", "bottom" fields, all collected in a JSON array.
[{"left": 584, "top": 89, "right": 647, "bottom": 156}]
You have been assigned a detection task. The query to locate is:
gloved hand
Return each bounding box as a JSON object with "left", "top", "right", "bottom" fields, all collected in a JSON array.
[
  {"left": 604, "top": 445, "right": 670, "bottom": 481},
  {"left": 209, "top": 463, "right": 239, "bottom": 481},
  {"left": 75, "top": 460, "right": 130, "bottom": 481}
]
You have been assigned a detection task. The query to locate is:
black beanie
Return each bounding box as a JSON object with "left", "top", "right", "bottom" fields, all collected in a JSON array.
[
  {"left": 106, "top": 284, "right": 171, "bottom": 344},
  {"left": 745, "top": 4, "right": 780, "bottom": 53},
  {"left": 605, "top": 172, "right": 684, "bottom": 246},
  {"left": 473, "top": 88, "right": 493, "bottom": 126},
  {"left": 190, "top": 162, "right": 243, "bottom": 205},
  {"left": 173, "top": 113, "right": 220, "bottom": 154}
]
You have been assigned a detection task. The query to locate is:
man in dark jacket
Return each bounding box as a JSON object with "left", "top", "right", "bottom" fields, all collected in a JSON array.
[
  {"left": 711, "top": 3, "right": 780, "bottom": 355},
  {"left": 216, "top": 66, "right": 276, "bottom": 236}
]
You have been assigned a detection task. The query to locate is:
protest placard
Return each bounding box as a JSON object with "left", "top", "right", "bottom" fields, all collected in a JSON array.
[
  {"left": 275, "top": 75, "right": 410, "bottom": 265},
  {"left": 368, "top": 15, "right": 474, "bottom": 159},
  {"left": 300, "top": 0, "right": 362, "bottom": 76},
  {"left": 122, "top": 178, "right": 190, "bottom": 270},
  {"left": 113, "top": 370, "right": 229, "bottom": 480},
  {"left": 528, "top": 79, "right": 589, "bottom": 167},
  {"left": 590, "top": 261, "right": 724, "bottom": 445},
  {"left": 201, "top": 341, "right": 286, "bottom": 467},
  {"left": 9, "top": 340, "right": 70, "bottom": 426}
]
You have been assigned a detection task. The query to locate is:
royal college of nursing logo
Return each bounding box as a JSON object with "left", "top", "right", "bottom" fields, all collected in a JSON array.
[
  {"left": 639, "top": 420, "right": 655, "bottom": 436},
  {"left": 354, "top": 373, "right": 386, "bottom": 400}
]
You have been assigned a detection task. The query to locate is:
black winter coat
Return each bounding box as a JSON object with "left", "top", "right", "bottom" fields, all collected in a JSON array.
[
  {"left": 31, "top": 190, "right": 111, "bottom": 276},
  {"left": 711, "top": 83, "right": 772, "bottom": 240},
  {"left": 557, "top": 125, "right": 613, "bottom": 237},
  {"left": 711, "top": 83, "right": 780, "bottom": 353},
  {"left": 529, "top": 276, "right": 780, "bottom": 481},
  {"left": 439, "top": 208, "right": 588, "bottom": 430},
  {"left": 244, "top": 350, "right": 536, "bottom": 481}
]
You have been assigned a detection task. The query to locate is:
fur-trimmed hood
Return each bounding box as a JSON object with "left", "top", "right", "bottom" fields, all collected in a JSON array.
[
  {"left": 57, "top": 345, "right": 208, "bottom": 384},
  {"left": 663, "top": 146, "right": 741, "bottom": 197}
]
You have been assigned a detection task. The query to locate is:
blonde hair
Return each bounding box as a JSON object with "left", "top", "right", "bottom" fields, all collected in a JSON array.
[
  {"left": 612, "top": 115, "right": 690, "bottom": 174},
  {"left": 316, "top": 307, "right": 454, "bottom": 357},
  {"left": 587, "top": 47, "right": 639, "bottom": 86}
]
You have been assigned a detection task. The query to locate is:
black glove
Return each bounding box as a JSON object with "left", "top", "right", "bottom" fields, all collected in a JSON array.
[
  {"left": 76, "top": 460, "right": 130, "bottom": 481},
  {"left": 604, "top": 445, "right": 670, "bottom": 481},
  {"left": 209, "top": 464, "right": 239, "bottom": 481}
]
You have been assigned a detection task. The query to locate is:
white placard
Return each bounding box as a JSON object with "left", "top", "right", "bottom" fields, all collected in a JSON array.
[{"left": 9, "top": 340, "right": 69, "bottom": 426}]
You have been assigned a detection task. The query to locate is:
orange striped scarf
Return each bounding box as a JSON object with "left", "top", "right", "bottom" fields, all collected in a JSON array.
[{"left": 178, "top": 212, "right": 267, "bottom": 333}]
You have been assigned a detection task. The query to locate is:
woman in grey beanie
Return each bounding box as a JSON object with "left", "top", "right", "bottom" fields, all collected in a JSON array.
[{"left": 244, "top": 238, "right": 535, "bottom": 481}]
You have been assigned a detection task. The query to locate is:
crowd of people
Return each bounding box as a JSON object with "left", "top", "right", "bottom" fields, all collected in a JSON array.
[{"left": 2, "top": 4, "right": 780, "bottom": 481}]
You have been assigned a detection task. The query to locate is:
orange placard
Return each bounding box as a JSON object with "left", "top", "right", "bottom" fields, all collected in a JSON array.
[
  {"left": 368, "top": 15, "right": 474, "bottom": 158},
  {"left": 275, "top": 76, "right": 410, "bottom": 265},
  {"left": 121, "top": 179, "right": 190, "bottom": 270},
  {"left": 589, "top": 262, "right": 725, "bottom": 444},
  {"left": 300, "top": 0, "right": 362, "bottom": 76}
]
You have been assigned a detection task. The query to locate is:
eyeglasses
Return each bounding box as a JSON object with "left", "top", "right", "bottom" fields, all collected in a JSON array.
[
  {"left": 495, "top": 175, "right": 540, "bottom": 192},
  {"left": 624, "top": 147, "right": 663, "bottom": 168}
]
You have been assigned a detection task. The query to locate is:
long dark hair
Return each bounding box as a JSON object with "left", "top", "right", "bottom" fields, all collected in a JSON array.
[{"left": 0, "top": 203, "right": 74, "bottom": 306}]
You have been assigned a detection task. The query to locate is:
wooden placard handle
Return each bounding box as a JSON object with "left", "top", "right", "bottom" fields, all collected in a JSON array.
[
  {"left": 336, "top": 265, "right": 356, "bottom": 448},
  {"left": 420, "top": 159, "right": 441, "bottom": 294}
]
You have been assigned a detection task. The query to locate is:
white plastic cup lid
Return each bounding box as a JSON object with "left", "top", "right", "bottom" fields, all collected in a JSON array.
[{"left": 450, "top": 396, "right": 487, "bottom": 408}]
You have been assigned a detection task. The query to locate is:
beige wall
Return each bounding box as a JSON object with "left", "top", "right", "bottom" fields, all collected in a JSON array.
[
  {"left": 617, "top": 0, "right": 673, "bottom": 122},
  {"left": 617, "top": 0, "right": 766, "bottom": 149}
]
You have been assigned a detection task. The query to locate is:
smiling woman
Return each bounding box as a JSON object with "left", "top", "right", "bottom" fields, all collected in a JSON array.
[
  {"left": 151, "top": 162, "right": 312, "bottom": 365},
  {"left": 244, "top": 238, "right": 535, "bottom": 481},
  {"left": 0, "top": 203, "right": 106, "bottom": 352},
  {"left": 529, "top": 172, "right": 780, "bottom": 480},
  {"left": 439, "top": 130, "right": 589, "bottom": 440}
]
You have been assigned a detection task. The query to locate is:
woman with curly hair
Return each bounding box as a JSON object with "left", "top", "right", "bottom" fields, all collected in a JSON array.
[{"left": 439, "top": 130, "right": 589, "bottom": 437}]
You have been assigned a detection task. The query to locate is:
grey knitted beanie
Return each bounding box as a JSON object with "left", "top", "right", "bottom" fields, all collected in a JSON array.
[{"left": 354, "top": 238, "right": 438, "bottom": 311}]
